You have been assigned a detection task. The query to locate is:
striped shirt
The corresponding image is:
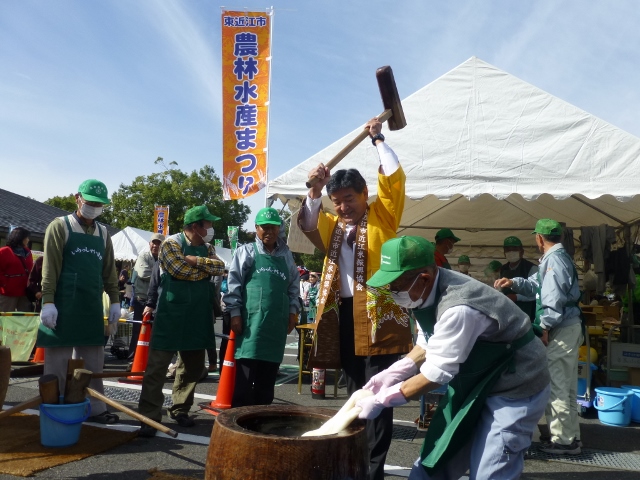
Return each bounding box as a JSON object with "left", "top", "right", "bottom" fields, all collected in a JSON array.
[{"left": 159, "top": 233, "right": 225, "bottom": 281}]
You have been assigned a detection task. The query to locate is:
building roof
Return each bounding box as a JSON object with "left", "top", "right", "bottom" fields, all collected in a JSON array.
[{"left": 0, "top": 188, "right": 119, "bottom": 239}]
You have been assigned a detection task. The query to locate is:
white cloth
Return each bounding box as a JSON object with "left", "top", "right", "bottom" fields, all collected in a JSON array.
[{"left": 301, "top": 142, "right": 400, "bottom": 298}]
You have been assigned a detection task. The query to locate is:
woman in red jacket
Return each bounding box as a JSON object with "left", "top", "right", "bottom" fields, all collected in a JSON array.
[{"left": 0, "top": 227, "right": 34, "bottom": 312}]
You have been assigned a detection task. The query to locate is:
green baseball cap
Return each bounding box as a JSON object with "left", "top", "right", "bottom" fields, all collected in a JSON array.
[
  {"left": 503, "top": 236, "right": 523, "bottom": 247},
  {"left": 255, "top": 207, "right": 281, "bottom": 226},
  {"left": 78, "top": 179, "right": 110, "bottom": 204},
  {"left": 367, "top": 236, "right": 435, "bottom": 287},
  {"left": 435, "top": 228, "right": 460, "bottom": 243},
  {"left": 532, "top": 219, "right": 562, "bottom": 236},
  {"left": 184, "top": 205, "right": 220, "bottom": 225},
  {"left": 458, "top": 255, "right": 470, "bottom": 264},
  {"left": 484, "top": 260, "right": 502, "bottom": 274}
]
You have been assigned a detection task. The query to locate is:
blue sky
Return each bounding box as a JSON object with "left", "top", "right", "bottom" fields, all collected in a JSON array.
[{"left": 2, "top": 1, "right": 640, "bottom": 228}]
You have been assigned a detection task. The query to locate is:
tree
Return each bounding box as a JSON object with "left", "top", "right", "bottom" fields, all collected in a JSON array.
[
  {"left": 295, "top": 249, "right": 326, "bottom": 273},
  {"left": 44, "top": 164, "right": 251, "bottom": 243},
  {"left": 108, "top": 165, "right": 250, "bottom": 244}
]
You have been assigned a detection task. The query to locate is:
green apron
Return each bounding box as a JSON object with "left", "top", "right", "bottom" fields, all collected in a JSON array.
[
  {"left": 413, "top": 294, "right": 535, "bottom": 475},
  {"left": 534, "top": 250, "right": 583, "bottom": 337},
  {"left": 37, "top": 216, "right": 106, "bottom": 347},
  {"left": 235, "top": 243, "right": 290, "bottom": 364},
  {"left": 151, "top": 233, "right": 214, "bottom": 351}
]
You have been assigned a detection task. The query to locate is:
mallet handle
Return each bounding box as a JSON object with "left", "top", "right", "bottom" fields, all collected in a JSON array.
[
  {"left": 0, "top": 395, "right": 42, "bottom": 420},
  {"left": 306, "top": 109, "right": 392, "bottom": 188},
  {"left": 86, "top": 387, "right": 178, "bottom": 438}
]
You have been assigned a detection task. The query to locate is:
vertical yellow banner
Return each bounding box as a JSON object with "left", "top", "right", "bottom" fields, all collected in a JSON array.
[
  {"left": 154, "top": 205, "right": 169, "bottom": 236},
  {"left": 221, "top": 10, "right": 272, "bottom": 200}
]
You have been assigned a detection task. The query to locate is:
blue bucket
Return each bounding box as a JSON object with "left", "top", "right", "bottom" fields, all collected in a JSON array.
[
  {"left": 40, "top": 397, "right": 91, "bottom": 447},
  {"left": 621, "top": 385, "right": 640, "bottom": 423},
  {"left": 594, "top": 387, "right": 633, "bottom": 427}
]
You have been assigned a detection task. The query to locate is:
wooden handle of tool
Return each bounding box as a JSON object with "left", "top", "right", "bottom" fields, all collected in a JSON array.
[
  {"left": 0, "top": 395, "right": 42, "bottom": 420},
  {"left": 0, "top": 346, "right": 10, "bottom": 407},
  {"left": 92, "top": 372, "right": 145, "bottom": 379},
  {"left": 85, "top": 387, "right": 178, "bottom": 438},
  {"left": 305, "top": 109, "right": 393, "bottom": 188}
]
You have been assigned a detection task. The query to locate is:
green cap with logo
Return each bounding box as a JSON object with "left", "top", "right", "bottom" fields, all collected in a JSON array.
[
  {"left": 78, "top": 179, "right": 110, "bottom": 204},
  {"left": 367, "top": 236, "right": 435, "bottom": 287},
  {"left": 435, "top": 228, "right": 460, "bottom": 243},
  {"left": 458, "top": 255, "right": 471, "bottom": 264},
  {"left": 184, "top": 205, "right": 220, "bottom": 225},
  {"left": 532, "top": 219, "right": 562, "bottom": 236},
  {"left": 503, "top": 236, "right": 523, "bottom": 247},
  {"left": 255, "top": 207, "right": 281, "bottom": 226}
]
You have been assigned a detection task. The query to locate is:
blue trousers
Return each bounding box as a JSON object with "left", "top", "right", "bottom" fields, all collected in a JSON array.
[{"left": 409, "top": 384, "right": 550, "bottom": 480}]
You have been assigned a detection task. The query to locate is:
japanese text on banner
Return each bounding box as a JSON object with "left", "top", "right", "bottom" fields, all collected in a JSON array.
[
  {"left": 154, "top": 206, "right": 170, "bottom": 236},
  {"left": 221, "top": 10, "right": 272, "bottom": 200}
]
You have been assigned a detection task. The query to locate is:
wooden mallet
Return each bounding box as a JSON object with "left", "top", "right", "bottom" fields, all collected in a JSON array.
[
  {"left": 306, "top": 65, "right": 407, "bottom": 188},
  {"left": 65, "top": 368, "right": 178, "bottom": 438},
  {"left": 0, "top": 374, "right": 60, "bottom": 420}
]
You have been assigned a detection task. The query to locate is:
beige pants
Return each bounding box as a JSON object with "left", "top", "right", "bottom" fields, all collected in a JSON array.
[
  {"left": 546, "top": 322, "right": 583, "bottom": 445},
  {"left": 0, "top": 294, "right": 33, "bottom": 313}
]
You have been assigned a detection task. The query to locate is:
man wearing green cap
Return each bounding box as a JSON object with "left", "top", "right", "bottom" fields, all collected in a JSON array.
[
  {"left": 483, "top": 260, "right": 503, "bottom": 285},
  {"left": 498, "top": 236, "right": 538, "bottom": 321},
  {"left": 434, "top": 228, "right": 460, "bottom": 269},
  {"left": 138, "top": 205, "right": 225, "bottom": 435},
  {"left": 355, "top": 236, "right": 549, "bottom": 479},
  {"left": 495, "top": 219, "right": 583, "bottom": 455},
  {"left": 225, "top": 207, "right": 299, "bottom": 407},
  {"left": 456, "top": 255, "right": 471, "bottom": 275},
  {"left": 38, "top": 179, "right": 121, "bottom": 424}
]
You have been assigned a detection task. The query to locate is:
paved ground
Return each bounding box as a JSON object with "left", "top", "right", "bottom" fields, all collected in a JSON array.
[{"left": 2, "top": 323, "right": 640, "bottom": 479}]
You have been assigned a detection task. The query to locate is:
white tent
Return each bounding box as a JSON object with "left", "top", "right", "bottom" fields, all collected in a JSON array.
[
  {"left": 268, "top": 57, "right": 640, "bottom": 256},
  {"left": 112, "top": 226, "right": 234, "bottom": 268},
  {"left": 111, "top": 227, "right": 155, "bottom": 261}
]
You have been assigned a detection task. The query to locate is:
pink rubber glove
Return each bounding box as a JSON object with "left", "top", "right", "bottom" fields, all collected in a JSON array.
[
  {"left": 356, "top": 383, "right": 408, "bottom": 420},
  {"left": 363, "top": 357, "right": 418, "bottom": 394}
]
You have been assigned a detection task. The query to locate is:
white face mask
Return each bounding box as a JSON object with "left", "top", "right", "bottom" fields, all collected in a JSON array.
[
  {"left": 505, "top": 251, "right": 521, "bottom": 264},
  {"left": 390, "top": 275, "right": 427, "bottom": 309},
  {"left": 459, "top": 264, "right": 470, "bottom": 274},
  {"left": 79, "top": 201, "right": 103, "bottom": 219},
  {"left": 200, "top": 227, "right": 214, "bottom": 243}
]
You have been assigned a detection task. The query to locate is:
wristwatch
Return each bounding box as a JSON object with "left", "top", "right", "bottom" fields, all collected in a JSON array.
[{"left": 371, "top": 133, "right": 385, "bottom": 145}]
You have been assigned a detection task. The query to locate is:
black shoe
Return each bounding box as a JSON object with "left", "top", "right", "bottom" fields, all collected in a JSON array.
[
  {"left": 539, "top": 440, "right": 581, "bottom": 455},
  {"left": 87, "top": 411, "right": 119, "bottom": 424},
  {"left": 170, "top": 413, "right": 195, "bottom": 427},
  {"left": 138, "top": 424, "right": 157, "bottom": 437}
]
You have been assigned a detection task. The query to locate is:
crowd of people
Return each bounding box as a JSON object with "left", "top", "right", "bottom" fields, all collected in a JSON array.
[{"left": 0, "top": 118, "right": 588, "bottom": 479}]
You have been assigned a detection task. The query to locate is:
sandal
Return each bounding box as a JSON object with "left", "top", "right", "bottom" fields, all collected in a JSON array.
[{"left": 88, "top": 411, "right": 120, "bottom": 424}]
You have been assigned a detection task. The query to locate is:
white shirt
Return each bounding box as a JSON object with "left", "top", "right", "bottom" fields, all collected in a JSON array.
[
  {"left": 301, "top": 141, "right": 400, "bottom": 297},
  {"left": 415, "top": 271, "right": 498, "bottom": 384}
]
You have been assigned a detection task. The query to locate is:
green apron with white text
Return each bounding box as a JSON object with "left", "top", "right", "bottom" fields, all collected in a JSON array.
[
  {"left": 151, "top": 233, "right": 214, "bottom": 351},
  {"left": 413, "top": 297, "right": 535, "bottom": 475},
  {"left": 235, "top": 243, "right": 291, "bottom": 364},
  {"left": 37, "top": 216, "right": 106, "bottom": 347}
]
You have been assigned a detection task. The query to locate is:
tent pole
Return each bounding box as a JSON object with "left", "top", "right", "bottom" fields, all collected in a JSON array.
[{"left": 570, "top": 195, "right": 627, "bottom": 226}]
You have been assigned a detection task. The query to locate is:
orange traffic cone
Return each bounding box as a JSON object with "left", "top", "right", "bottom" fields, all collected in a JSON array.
[
  {"left": 201, "top": 331, "right": 236, "bottom": 415},
  {"left": 119, "top": 312, "right": 152, "bottom": 384},
  {"left": 31, "top": 348, "right": 45, "bottom": 363}
]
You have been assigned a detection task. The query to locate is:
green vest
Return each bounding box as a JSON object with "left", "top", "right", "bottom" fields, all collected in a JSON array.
[
  {"left": 151, "top": 233, "right": 214, "bottom": 351},
  {"left": 37, "top": 216, "right": 106, "bottom": 347},
  {"left": 412, "top": 290, "right": 534, "bottom": 475},
  {"left": 235, "top": 243, "right": 291, "bottom": 364}
]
